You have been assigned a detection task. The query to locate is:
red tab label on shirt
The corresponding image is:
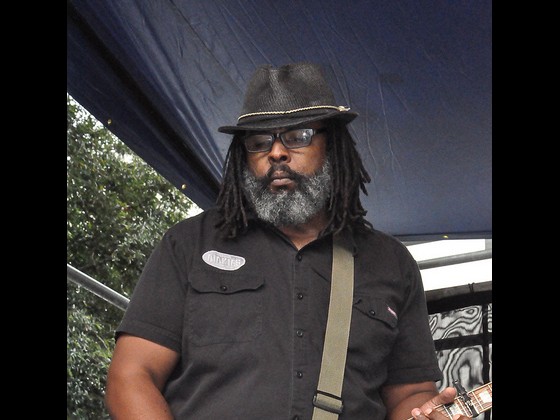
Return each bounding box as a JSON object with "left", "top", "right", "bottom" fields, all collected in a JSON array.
[{"left": 387, "top": 305, "right": 398, "bottom": 320}]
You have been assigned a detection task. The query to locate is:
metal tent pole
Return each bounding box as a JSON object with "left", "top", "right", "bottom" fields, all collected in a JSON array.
[{"left": 67, "top": 264, "right": 129, "bottom": 311}]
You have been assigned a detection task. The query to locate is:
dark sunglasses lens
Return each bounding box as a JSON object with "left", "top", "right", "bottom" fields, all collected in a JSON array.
[
  {"left": 245, "top": 134, "right": 273, "bottom": 152},
  {"left": 244, "top": 128, "right": 319, "bottom": 152},
  {"left": 282, "top": 129, "right": 313, "bottom": 148}
]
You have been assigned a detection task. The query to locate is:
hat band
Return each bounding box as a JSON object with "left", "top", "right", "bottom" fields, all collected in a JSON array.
[{"left": 237, "top": 105, "right": 351, "bottom": 121}]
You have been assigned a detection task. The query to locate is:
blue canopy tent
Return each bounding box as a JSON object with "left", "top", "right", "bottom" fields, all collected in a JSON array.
[
  {"left": 67, "top": 0, "right": 491, "bottom": 241},
  {"left": 67, "top": 0, "right": 492, "bottom": 412}
]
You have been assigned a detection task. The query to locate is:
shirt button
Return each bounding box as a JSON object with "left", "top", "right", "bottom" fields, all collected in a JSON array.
[
  {"left": 297, "top": 293, "right": 304, "bottom": 300},
  {"left": 220, "top": 285, "right": 228, "bottom": 291},
  {"left": 296, "top": 329, "right": 304, "bottom": 337},
  {"left": 297, "top": 254, "right": 303, "bottom": 261},
  {"left": 368, "top": 309, "right": 376, "bottom": 317},
  {"left": 296, "top": 371, "right": 303, "bottom": 378},
  {"left": 293, "top": 416, "right": 300, "bottom": 420}
]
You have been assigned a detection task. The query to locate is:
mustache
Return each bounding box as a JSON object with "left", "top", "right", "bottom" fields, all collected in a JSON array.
[{"left": 264, "top": 164, "right": 304, "bottom": 181}]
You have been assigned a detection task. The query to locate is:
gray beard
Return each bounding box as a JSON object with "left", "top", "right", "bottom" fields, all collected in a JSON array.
[{"left": 242, "top": 159, "right": 332, "bottom": 227}]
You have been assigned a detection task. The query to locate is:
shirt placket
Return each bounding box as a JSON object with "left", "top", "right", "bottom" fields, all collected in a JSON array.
[{"left": 290, "top": 249, "right": 310, "bottom": 420}]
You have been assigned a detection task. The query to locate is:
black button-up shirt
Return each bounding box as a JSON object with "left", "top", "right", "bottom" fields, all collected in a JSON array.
[{"left": 117, "top": 208, "right": 442, "bottom": 419}]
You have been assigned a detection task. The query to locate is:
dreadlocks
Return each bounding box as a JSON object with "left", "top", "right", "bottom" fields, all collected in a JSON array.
[
  {"left": 215, "top": 119, "right": 373, "bottom": 239},
  {"left": 214, "top": 134, "right": 251, "bottom": 238}
]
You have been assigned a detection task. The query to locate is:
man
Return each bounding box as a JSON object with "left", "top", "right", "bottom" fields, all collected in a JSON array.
[{"left": 105, "top": 62, "right": 472, "bottom": 419}]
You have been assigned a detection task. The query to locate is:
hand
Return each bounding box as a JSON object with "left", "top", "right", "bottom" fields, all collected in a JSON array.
[
  {"left": 411, "top": 410, "right": 471, "bottom": 420},
  {"left": 410, "top": 387, "right": 472, "bottom": 419}
]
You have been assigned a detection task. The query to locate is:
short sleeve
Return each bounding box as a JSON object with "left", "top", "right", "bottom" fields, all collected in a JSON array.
[
  {"left": 115, "top": 229, "right": 188, "bottom": 353},
  {"left": 384, "top": 249, "right": 443, "bottom": 384}
]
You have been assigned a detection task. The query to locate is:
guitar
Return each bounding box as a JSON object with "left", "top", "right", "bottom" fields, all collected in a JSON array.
[{"left": 405, "top": 381, "right": 492, "bottom": 419}]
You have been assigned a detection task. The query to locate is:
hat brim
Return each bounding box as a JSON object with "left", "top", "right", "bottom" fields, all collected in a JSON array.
[{"left": 218, "top": 109, "right": 358, "bottom": 134}]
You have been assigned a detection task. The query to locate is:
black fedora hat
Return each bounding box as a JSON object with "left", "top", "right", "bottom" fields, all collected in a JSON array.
[{"left": 218, "top": 62, "right": 358, "bottom": 134}]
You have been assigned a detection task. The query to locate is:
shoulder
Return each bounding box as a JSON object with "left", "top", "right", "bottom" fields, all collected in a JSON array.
[
  {"left": 158, "top": 207, "right": 221, "bottom": 245},
  {"left": 356, "top": 227, "right": 410, "bottom": 252},
  {"left": 353, "top": 228, "right": 416, "bottom": 267},
  {"left": 165, "top": 207, "right": 219, "bottom": 233}
]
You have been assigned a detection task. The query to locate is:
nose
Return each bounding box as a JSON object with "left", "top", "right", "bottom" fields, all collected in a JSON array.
[{"left": 267, "top": 137, "right": 290, "bottom": 163}]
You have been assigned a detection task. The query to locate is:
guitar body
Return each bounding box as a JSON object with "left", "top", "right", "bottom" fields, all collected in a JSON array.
[{"left": 405, "top": 382, "right": 492, "bottom": 419}]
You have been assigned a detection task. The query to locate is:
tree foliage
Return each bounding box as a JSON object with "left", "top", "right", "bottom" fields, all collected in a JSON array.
[{"left": 67, "top": 94, "right": 195, "bottom": 419}]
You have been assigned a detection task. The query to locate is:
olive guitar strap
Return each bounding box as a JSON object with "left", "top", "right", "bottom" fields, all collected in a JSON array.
[{"left": 311, "top": 233, "right": 354, "bottom": 419}]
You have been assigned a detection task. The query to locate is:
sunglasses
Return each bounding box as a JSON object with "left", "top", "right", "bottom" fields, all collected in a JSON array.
[{"left": 243, "top": 128, "right": 327, "bottom": 153}]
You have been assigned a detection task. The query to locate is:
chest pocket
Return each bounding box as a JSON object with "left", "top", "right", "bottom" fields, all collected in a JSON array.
[
  {"left": 353, "top": 296, "right": 398, "bottom": 329},
  {"left": 349, "top": 296, "right": 399, "bottom": 365},
  {"left": 188, "top": 269, "right": 264, "bottom": 346}
]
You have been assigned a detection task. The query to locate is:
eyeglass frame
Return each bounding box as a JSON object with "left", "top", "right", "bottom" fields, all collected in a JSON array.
[{"left": 242, "top": 127, "right": 328, "bottom": 153}]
